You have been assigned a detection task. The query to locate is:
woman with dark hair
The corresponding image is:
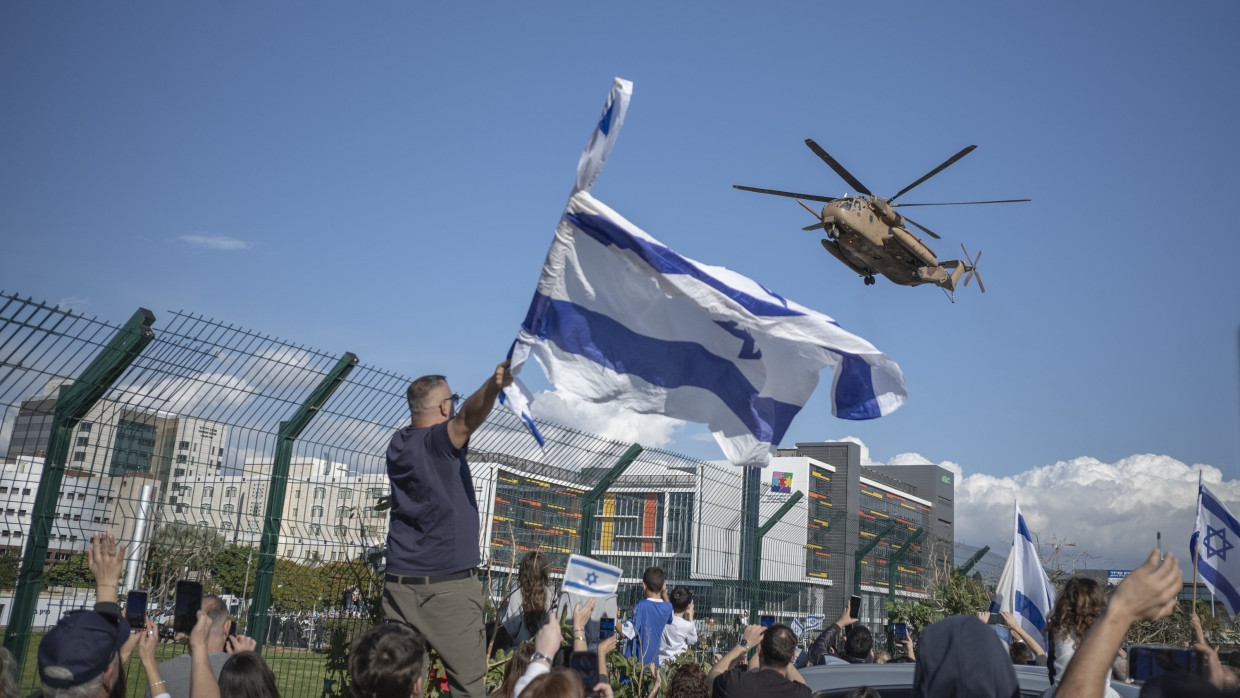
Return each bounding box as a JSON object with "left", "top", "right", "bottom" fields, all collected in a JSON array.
[
  {"left": 217, "top": 652, "right": 281, "bottom": 698},
  {"left": 1046, "top": 577, "right": 1114, "bottom": 696},
  {"left": 499, "top": 550, "right": 554, "bottom": 646},
  {"left": 492, "top": 641, "right": 536, "bottom": 698}
]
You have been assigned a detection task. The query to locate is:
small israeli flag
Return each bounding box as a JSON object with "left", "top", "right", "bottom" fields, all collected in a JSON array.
[
  {"left": 562, "top": 554, "right": 623, "bottom": 597},
  {"left": 576, "top": 78, "right": 633, "bottom": 193},
  {"left": 790, "top": 618, "right": 804, "bottom": 638},
  {"left": 805, "top": 614, "right": 825, "bottom": 631},
  {"left": 1192, "top": 483, "right": 1240, "bottom": 616}
]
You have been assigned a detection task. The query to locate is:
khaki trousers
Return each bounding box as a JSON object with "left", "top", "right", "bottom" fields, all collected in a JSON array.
[{"left": 382, "top": 573, "right": 487, "bottom": 698}]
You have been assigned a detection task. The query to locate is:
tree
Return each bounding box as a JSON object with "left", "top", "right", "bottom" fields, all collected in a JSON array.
[
  {"left": 0, "top": 555, "right": 19, "bottom": 590},
  {"left": 143, "top": 522, "right": 227, "bottom": 608},
  {"left": 44, "top": 551, "right": 95, "bottom": 589},
  {"left": 209, "top": 544, "right": 258, "bottom": 599}
]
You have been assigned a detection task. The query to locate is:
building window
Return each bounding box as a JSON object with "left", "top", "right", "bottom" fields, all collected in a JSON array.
[
  {"left": 174, "top": 468, "right": 185, "bottom": 477},
  {"left": 311, "top": 506, "right": 324, "bottom": 518},
  {"left": 76, "top": 436, "right": 89, "bottom": 447},
  {"left": 97, "top": 496, "right": 105, "bottom": 504},
  {"left": 79, "top": 422, "right": 93, "bottom": 433},
  {"left": 77, "top": 493, "right": 85, "bottom": 500},
  {"left": 314, "top": 488, "right": 325, "bottom": 500},
  {"left": 222, "top": 504, "right": 234, "bottom": 515},
  {"left": 310, "top": 524, "right": 321, "bottom": 536},
  {"left": 339, "top": 489, "right": 352, "bottom": 501},
  {"left": 72, "top": 452, "right": 85, "bottom": 462},
  {"left": 222, "top": 521, "right": 232, "bottom": 530},
  {"left": 22, "top": 488, "right": 30, "bottom": 496},
  {"left": 218, "top": 447, "right": 225, "bottom": 456},
  {"left": 179, "top": 441, "right": 189, "bottom": 450},
  {"left": 72, "top": 514, "right": 80, "bottom": 521},
  {"left": 226, "top": 487, "right": 237, "bottom": 498},
  {"left": 0, "top": 487, "right": 7, "bottom": 495},
  {"left": 203, "top": 486, "right": 214, "bottom": 498},
  {"left": 292, "top": 508, "right": 299, "bottom": 517},
  {"left": 201, "top": 503, "right": 211, "bottom": 512},
  {"left": 176, "top": 455, "right": 187, "bottom": 464}
]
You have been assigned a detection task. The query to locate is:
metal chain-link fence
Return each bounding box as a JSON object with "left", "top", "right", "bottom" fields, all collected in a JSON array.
[{"left": 1, "top": 292, "right": 974, "bottom": 695}]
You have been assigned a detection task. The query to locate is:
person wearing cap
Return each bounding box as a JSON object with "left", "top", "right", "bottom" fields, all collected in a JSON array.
[
  {"left": 33, "top": 533, "right": 148, "bottom": 698},
  {"left": 382, "top": 362, "right": 513, "bottom": 698}
]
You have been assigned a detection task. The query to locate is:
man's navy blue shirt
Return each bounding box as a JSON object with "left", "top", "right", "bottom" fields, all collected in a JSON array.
[{"left": 385, "top": 421, "right": 480, "bottom": 576}]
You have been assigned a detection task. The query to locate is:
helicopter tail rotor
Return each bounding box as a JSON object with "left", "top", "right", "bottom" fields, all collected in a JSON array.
[{"left": 960, "top": 244, "right": 985, "bottom": 293}]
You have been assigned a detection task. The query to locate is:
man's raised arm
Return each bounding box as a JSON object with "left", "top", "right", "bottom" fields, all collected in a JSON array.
[{"left": 448, "top": 361, "right": 513, "bottom": 449}]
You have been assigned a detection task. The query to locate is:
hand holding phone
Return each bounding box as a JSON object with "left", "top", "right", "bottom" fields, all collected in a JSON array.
[
  {"left": 894, "top": 622, "right": 908, "bottom": 640},
  {"left": 848, "top": 595, "right": 861, "bottom": 620},
  {"left": 759, "top": 615, "right": 775, "bottom": 628},
  {"left": 125, "top": 590, "right": 148, "bottom": 630}
]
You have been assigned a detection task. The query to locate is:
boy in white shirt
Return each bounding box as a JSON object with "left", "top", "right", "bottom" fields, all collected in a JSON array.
[{"left": 658, "top": 587, "right": 698, "bottom": 665}]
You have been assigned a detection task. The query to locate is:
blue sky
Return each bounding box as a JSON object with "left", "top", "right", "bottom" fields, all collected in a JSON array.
[{"left": 3, "top": 2, "right": 1238, "bottom": 568}]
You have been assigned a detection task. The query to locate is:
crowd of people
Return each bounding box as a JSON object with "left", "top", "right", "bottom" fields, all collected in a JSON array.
[{"left": 3, "top": 363, "right": 1237, "bottom": 697}]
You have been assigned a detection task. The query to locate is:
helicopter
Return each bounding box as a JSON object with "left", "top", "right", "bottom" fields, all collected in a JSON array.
[{"left": 734, "top": 139, "right": 1029, "bottom": 296}]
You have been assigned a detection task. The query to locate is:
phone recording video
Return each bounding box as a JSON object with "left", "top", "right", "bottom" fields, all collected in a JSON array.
[
  {"left": 174, "top": 580, "right": 203, "bottom": 634},
  {"left": 569, "top": 651, "right": 601, "bottom": 698},
  {"left": 124, "top": 590, "right": 148, "bottom": 630},
  {"left": 848, "top": 595, "right": 861, "bottom": 620},
  {"left": 598, "top": 616, "right": 615, "bottom": 640},
  {"left": 1129, "top": 644, "right": 1204, "bottom": 682},
  {"left": 894, "top": 622, "right": 908, "bottom": 640},
  {"left": 759, "top": 615, "right": 775, "bottom": 628}
]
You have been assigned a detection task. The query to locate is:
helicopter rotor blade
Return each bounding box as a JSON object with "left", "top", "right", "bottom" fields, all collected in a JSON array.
[
  {"left": 903, "top": 215, "right": 942, "bottom": 240},
  {"left": 892, "top": 198, "right": 1031, "bottom": 207},
  {"left": 959, "top": 244, "right": 986, "bottom": 293},
  {"left": 733, "top": 185, "right": 838, "bottom": 203},
  {"left": 889, "top": 145, "right": 977, "bottom": 203},
  {"left": 804, "top": 139, "right": 872, "bottom": 196}
]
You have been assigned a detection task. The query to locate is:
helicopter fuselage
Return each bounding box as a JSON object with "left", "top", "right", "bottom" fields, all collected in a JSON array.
[{"left": 816, "top": 196, "right": 965, "bottom": 290}]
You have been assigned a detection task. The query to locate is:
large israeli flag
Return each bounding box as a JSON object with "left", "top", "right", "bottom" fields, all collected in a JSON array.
[
  {"left": 506, "top": 190, "right": 906, "bottom": 467},
  {"left": 1191, "top": 483, "right": 1240, "bottom": 616},
  {"left": 575, "top": 78, "right": 632, "bottom": 192},
  {"left": 990, "top": 501, "right": 1054, "bottom": 638}
]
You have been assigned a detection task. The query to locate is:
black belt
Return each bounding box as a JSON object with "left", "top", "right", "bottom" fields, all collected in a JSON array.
[{"left": 385, "top": 569, "right": 475, "bottom": 585}]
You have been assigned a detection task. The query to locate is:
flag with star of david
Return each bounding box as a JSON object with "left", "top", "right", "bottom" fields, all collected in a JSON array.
[
  {"left": 562, "top": 554, "right": 623, "bottom": 597},
  {"left": 1191, "top": 483, "right": 1240, "bottom": 616}
]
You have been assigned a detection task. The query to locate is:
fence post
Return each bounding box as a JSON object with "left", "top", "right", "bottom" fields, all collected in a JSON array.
[
  {"left": 957, "top": 545, "right": 990, "bottom": 576},
  {"left": 853, "top": 521, "right": 896, "bottom": 596},
  {"left": 246, "top": 352, "right": 357, "bottom": 650},
  {"left": 3, "top": 308, "right": 156, "bottom": 669},
  {"left": 738, "top": 469, "right": 761, "bottom": 597},
  {"left": 578, "top": 444, "right": 642, "bottom": 556},
  {"left": 747, "top": 491, "right": 803, "bottom": 620},
  {"left": 886, "top": 527, "right": 924, "bottom": 648}
]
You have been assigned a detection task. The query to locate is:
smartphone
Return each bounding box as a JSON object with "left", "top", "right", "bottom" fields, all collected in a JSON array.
[
  {"left": 987, "top": 613, "right": 1004, "bottom": 624},
  {"left": 598, "top": 616, "right": 615, "bottom": 640},
  {"left": 848, "top": 595, "right": 861, "bottom": 620},
  {"left": 569, "top": 651, "right": 600, "bottom": 694},
  {"left": 125, "top": 590, "right": 148, "bottom": 630},
  {"left": 1129, "top": 644, "right": 1203, "bottom": 681},
  {"left": 228, "top": 617, "right": 237, "bottom": 637},
  {"left": 894, "top": 622, "right": 907, "bottom": 640},
  {"left": 174, "top": 580, "right": 203, "bottom": 634},
  {"left": 760, "top": 615, "right": 775, "bottom": 628}
]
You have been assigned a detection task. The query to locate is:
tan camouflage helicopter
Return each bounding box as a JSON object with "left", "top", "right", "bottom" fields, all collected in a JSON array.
[{"left": 735, "top": 139, "right": 1029, "bottom": 296}]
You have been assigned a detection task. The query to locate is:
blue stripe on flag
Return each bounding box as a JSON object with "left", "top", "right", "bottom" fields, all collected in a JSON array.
[
  {"left": 1017, "top": 514, "right": 1033, "bottom": 543},
  {"left": 568, "top": 212, "right": 805, "bottom": 318},
  {"left": 834, "top": 353, "right": 880, "bottom": 420},
  {"left": 571, "top": 557, "right": 621, "bottom": 576},
  {"left": 1014, "top": 590, "right": 1047, "bottom": 632},
  {"left": 1203, "top": 490, "right": 1240, "bottom": 533},
  {"left": 1197, "top": 555, "right": 1240, "bottom": 614},
  {"left": 522, "top": 293, "right": 802, "bottom": 442},
  {"left": 564, "top": 580, "right": 608, "bottom": 595}
]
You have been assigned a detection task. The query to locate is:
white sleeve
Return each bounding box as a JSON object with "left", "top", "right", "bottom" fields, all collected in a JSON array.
[{"left": 513, "top": 660, "right": 551, "bottom": 698}]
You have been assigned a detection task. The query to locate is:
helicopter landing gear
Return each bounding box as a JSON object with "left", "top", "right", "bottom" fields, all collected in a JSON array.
[{"left": 863, "top": 275, "right": 875, "bottom": 286}]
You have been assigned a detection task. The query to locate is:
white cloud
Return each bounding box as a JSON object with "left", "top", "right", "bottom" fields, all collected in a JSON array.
[
  {"left": 952, "top": 454, "right": 1238, "bottom": 571},
  {"left": 829, "top": 438, "right": 1227, "bottom": 571},
  {"left": 177, "top": 235, "right": 250, "bottom": 251},
  {"left": 56, "top": 296, "right": 90, "bottom": 312},
  {"left": 531, "top": 390, "right": 685, "bottom": 448}
]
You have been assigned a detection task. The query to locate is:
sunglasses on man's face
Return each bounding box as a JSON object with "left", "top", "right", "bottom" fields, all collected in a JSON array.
[{"left": 443, "top": 393, "right": 463, "bottom": 407}]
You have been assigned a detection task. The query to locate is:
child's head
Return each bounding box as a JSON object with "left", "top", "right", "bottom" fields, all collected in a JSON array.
[
  {"left": 642, "top": 567, "right": 666, "bottom": 595},
  {"left": 670, "top": 586, "right": 693, "bottom": 613}
]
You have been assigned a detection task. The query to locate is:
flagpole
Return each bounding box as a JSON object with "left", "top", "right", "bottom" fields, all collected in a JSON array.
[{"left": 1193, "top": 471, "right": 1202, "bottom": 610}]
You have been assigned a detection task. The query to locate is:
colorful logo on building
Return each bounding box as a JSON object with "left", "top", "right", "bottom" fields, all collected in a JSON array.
[{"left": 771, "top": 471, "right": 793, "bottom": 493}]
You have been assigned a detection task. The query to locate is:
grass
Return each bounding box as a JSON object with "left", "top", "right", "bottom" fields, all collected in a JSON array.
[{"left": 8, "top": 633, "right": 332, "bottom": 697}]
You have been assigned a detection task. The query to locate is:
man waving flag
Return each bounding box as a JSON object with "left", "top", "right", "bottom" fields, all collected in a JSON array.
[
  {"left": 990, "top": 501, "right": 1055, "bottom": 638},
  {"left": 501, "top": 78, "right": 906, "bottom": 466}
]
